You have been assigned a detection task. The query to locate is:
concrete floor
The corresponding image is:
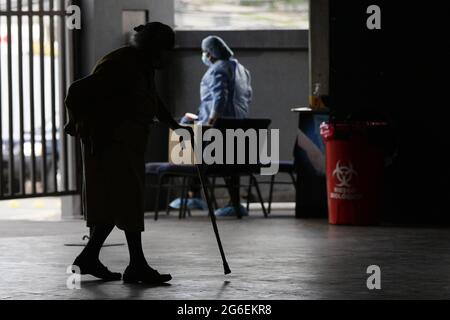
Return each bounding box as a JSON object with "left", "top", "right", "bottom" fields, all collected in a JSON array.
[
  {"left": 0, "top": 210, "right": 450, "bottom": 300},
  {"left": 0, "top": 198, "right": 61, "bottom": 221}
]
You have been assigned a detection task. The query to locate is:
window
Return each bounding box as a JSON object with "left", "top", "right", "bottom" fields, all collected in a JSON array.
[
  {"left": 122, "top": 10, "right": 149, "bottom": 44},
  {"left": 174, "top": 0, "right": 309, "bottom": 30},
  {"left": 0, "top": 0, "right": 76, "bottom": 197}
]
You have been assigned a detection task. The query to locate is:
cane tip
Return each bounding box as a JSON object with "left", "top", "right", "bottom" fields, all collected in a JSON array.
[{"left": 224, "top": 265, "right": 231, "bottom": 275}]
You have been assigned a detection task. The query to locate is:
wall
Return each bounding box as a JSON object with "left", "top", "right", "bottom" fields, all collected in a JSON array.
[{"left": 79, "top": 0, "right": 174, "bottom": 76}]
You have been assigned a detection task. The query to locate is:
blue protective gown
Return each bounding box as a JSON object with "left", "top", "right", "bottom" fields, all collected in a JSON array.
[{"left": 192, "top": 58, "right": 252, "bottom": 124}]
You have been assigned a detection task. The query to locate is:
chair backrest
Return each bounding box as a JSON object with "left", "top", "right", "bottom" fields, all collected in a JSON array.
[
  {"left": 207, "top": 118, "right": 272, "bottom": 174},
  {"left": 213, "top": 118, "right": 271, "bottom": 131}
]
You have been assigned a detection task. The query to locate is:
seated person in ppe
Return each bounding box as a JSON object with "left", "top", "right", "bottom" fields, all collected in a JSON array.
[
  {"left": 174, "top": 35, "right": 253, "bottom": 217},
  {"left": 181, "top": 35, "right": 252, "bottom": 125}
]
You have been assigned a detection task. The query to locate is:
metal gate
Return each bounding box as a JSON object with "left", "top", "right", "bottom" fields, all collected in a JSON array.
[{"left": 0, "top": 0, "right": 78, "bottom": 200}]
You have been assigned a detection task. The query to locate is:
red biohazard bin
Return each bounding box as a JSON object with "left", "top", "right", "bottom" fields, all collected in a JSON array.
[{"left": 320, "top": 121, "right": 386, "bottom": 225}]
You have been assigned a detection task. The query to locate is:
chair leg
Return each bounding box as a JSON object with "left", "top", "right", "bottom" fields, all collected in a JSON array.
[
  {"left": 211, "top": 177, "right": 216, "bottom": 193},
  {"left": 268, "top": 175, "right": 275, "bottom": 214},
  {"left": 179, "top": 176, "right": 187, "bottom": 219},
  {"left": 166, "top": 177, "right": 172, "bottom": 216},
  {"left": 252, "top": 175, "right": 267, "bottom": 218},
  {"left": 224, "top": 175, "right": 242, "bottom": 219},
  {"left": 182, "top": 177, "right": 191, "bottom": 219},
  {"left": 185, "top": 177, "right": 191, "bottom": 218},
  {"left": 246, "top": 175, "right": 252, "bottom": 212},
  {"left": 233, "top": 176, "right": 242, "bottom": 219},
  {"left": 154, "top": 175, "right": 162, "bottom": 221}
]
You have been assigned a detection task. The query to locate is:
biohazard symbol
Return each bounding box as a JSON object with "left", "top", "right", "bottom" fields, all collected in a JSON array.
[{"left": 332, "top": 161, "right": 358, "bottom": 187}]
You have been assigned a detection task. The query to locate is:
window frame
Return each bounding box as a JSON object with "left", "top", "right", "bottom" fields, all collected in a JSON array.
[{"left": 173, "top": 29, "right": 309, "bottom": 51}]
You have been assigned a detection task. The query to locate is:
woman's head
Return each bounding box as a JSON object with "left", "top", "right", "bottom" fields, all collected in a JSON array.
[{"left": 132, "top": 22, "right": 175, "bottom": 69}]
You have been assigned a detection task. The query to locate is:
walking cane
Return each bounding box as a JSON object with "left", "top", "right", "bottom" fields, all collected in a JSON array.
[{"left": 187, "top": 129, "right": 231, "bottom": 275}]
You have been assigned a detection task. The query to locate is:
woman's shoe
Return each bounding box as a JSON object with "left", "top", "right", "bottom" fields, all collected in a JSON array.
[
  {"left": 123, "top": 265, "right": 172, "bottom": 284},
  {"left": 72, "top": 255, "right": 122, "bottom": 281}
]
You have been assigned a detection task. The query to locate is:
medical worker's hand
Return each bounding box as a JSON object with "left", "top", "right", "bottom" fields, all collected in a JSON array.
[{"left": 184, "top": 113, "right": 199, "bottom": 121}]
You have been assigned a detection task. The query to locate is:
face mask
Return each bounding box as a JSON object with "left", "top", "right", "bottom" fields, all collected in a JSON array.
[{"left": 202, "top": 52, "right": 212, "bottom": 67}]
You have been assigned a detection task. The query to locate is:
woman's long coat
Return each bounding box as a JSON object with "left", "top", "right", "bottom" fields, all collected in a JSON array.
[{"left": 66, "top": 46, "right": 161, "bottom": 232}]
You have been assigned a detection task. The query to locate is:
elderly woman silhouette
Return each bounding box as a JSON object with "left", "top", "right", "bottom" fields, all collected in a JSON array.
[{"left": 65, "top": 22, "right": 192, "bottom": 284}]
